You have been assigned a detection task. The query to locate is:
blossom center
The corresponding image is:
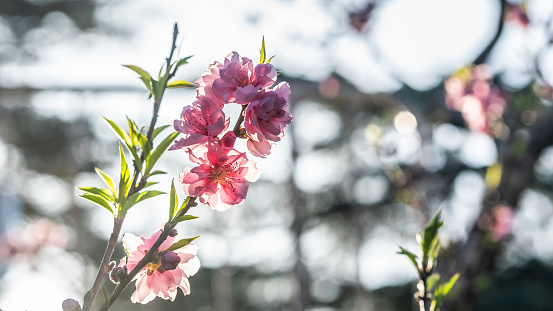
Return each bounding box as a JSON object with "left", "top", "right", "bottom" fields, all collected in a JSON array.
[
  {"left": 146, "top": 260, "right": 162, "bottom": 276},
  {"left": 209, "top": 165, "right": 230, "bottom": 183}
]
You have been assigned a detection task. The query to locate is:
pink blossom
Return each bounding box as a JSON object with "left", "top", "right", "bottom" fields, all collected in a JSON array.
[
  {"left": 179, "top": 142, "right": 260, "bottom": 211},
  {"left": 444, "top": 64, "right": 506, "bottom": 135},
  {"left": 120, "top": 231, "right": 200, "bottom": 304},
  {"left": 169, "top": 96, "right": 229, "bottom": 151},
  {"left": 196, "top": 52, "right": 277, "bottom": 105},
  {"left": 244, "top": 82, "right": 292, "bottom": 157}
]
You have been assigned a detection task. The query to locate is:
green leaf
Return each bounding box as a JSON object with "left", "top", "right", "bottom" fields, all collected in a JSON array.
[
  {"left": 170, "top": 214, "right": 198, "bottom": 225},
  {"left": 173, "top": 55, "right": 193, "bottom": 70},
  {"left": 152, "top": 125, "right": 171, "bottom": 141},
  {"left": 143, "top": 181, "right": 159, "bottom": 189},
  {"left": 122, "top": 190, "right": 165, "bottom": 212},
  {"left": 151, "top": 79, "right": 159, "bottom": 99},
  {"left": 95, "top": 168, "right": 116, "bottom": 196},
  {"left": 78, "top": 186, "right": 114, "bottom": 203},
  {"left": 149, "top": 170, "right": 167, "bottom": 176},
  {"left": 79, "top": 194, "right": 114, "bottom": 214},
  {"left": 123, "top": 65, "right": 152, "bottom": 92},
  {"left": 173, "top": 195, "right": 190, "bottom": 218},
  {"left": 102, "top": 284, "right": 110, "bottom": 306},
  {"left": 145, "top": 131, "right": 180, "bottom": 174},
  {"left": 260, "top": 36, "right": 266, "bottom": 63},
  {"left": 442, "top": 273, "right": 459, "bottom": 297},
  {"left": 267, "top": 55, "right": 276, "bottom": 63},
  {"left": 165, "top": 236, "right": 199, "bottom": 252},
  {"left": 418, "top": 208, "right": 444, "bottom": 259},
  {"left": 427, "top": 273, "right": 441, "bottom": 292},
  {"left": 397, "top": 246, "right": 419, "bottom": 270},
  {"left": 433, "top": 273, "right": 460, "bottom": 308},
  {"left": 169, "top": 180, "right": 178, "bottom": 221},
  {"left": 166, "top": 80, "right": 196, "bottom": 89},
  {"left": 103, "top": 117, "right": 132, "bottom": 148},
  {"left": 118, "top": 145, "right": 131, "bottom": 205}
]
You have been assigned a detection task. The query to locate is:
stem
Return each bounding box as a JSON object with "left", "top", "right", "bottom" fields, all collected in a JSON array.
[
  {"left": 83, "top": 23, "right": 181, "bottom": 311},
  {"left": 232, "top": 105, "right": 248, "bottom": 137},
  {"left": 82, "top": 217, "right": 124, "bottom": 311}
]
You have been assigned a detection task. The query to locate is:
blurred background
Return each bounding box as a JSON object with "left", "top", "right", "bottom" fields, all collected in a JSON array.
[{"left": 2, "top": 0, "right": 553, "bottom": 310}]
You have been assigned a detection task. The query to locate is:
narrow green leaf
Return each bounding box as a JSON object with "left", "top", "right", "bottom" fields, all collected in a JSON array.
[
  {"left": 95, "top": 168, "right": 116, "bottom": 196},
  {"left": 101, "top": 284, "right": 110, "bottom": 306},
  {"left": 149, "top": 170, "right": 167, "bottom": 176},
  {"left": 170, "top": 214, "right": 198, "bottom": 225},
  {"left": 118, "top": 145, "right": 131, "bottom": 205},
  {"left": 146, "top": 131, "right": 180, "bottom": 174},
  {"left": 126, "top": 116, "right": 138, "bottom": 146},
  {"left": 427, "top": 273, "right": 441, "bottom": 292},
  {"left": 442, "top": 273, "right": 460, "bottom": 296},
  {"left": 78, "top": 186, "right": 114, "bottom": 202},
  {"left": 267, "top": 55, "right": 276, "bottom": 63},
  {"left": 103, "top": 117, "right": 132, "bottom": 147},
  {"left": 152, "top": 125, "right": 171, "bottom": 141},
  {"left": 173, "top": 195, "right": 190, "bottom": 218},
  {"left": 418, "top": 208, "right": 444, "bottom": 258},
  {"left": 166, "top": 80, "right": 196, "bottom": 89},
  {"left": 143, "top": 181, "right": 159, "bottom": 189},
  {"left": 79, "top": 194, "right": 114, "bottom": 214},
  {"left": 397, "top": 246, "right": 419, "bottom": 270},
  {"left": 260, "top": 36, "right": 266, "bottom": 63},
  {"left": 123, "top": 65, "right": 152, "bottom": 92},
  {"left": 165, "top": 236, "right": 199, "bottom": 252},
  {"left": 122, "top": 190, "right": 165, "bottom": 212},
  {"left": 174, "top": 55, "right": 193, "bottom": 70},
  {"left": 169, "top": 180, "right": 177, "bottom": 221},
  {"left": 151, "top": 79, "right": 159, "bottom": 99}
]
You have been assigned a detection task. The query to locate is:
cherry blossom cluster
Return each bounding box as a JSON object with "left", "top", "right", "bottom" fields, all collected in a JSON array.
[
  {"left": 444, "top": 64, "right": 506, "bottom": 135},
  {"left": 170, "top": 51, "right": 293, "bottom": 211}
]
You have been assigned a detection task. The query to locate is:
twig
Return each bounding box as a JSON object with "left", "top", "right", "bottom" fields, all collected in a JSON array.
[{"left": 82, "top": 24, "right": 181, "bottom": 311}]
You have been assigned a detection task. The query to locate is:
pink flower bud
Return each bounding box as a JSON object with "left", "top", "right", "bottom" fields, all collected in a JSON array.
[
  {"left": 220, "top": 131, "right": 237, "bottom": 148},
  {"left": 161, "top": 251, "right": 181, "bottom": 271}
]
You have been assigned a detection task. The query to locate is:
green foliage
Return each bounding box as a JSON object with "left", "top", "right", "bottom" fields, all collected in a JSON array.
[
  {"left": 123, "top": 65, "right": 153, "bottom": 93},
  {"left": 431, "top": 274, "right": 460, "bottom": 311},
  {"left": 168, "top": 179, "right": 178, "bottom": 221},
  {"left": 397, "top": 246, "right": 419, "bottom": 271},
  {"left": 259, "top": 36, "right": 275, "bottom": 64},
  {"left": 121, "top": 190, "right": 165, "bottom": 213},
  {"left": 418, "top": 208, "right": 443, "bottom": 265},
  {"left": 165, "top": 236, "right": 199, "bottom": 252},
  {"left": 145, "top": 131, "right": 179, "bottom": 176},
  {"left": 79, "top": 193, "right": 114, "bottom": 215},
  {"left": 166, "top": 80, "right": 195, "bottom": 89}
]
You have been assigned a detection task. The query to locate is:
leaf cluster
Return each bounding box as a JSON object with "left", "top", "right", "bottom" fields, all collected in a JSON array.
[{"left": 397, "top": 209, "right": 459, "bottom": 311}]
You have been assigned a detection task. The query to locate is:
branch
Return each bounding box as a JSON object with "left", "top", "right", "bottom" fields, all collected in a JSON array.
[{"left": 473, "top": 0, "right": 507, "bottom": 65}]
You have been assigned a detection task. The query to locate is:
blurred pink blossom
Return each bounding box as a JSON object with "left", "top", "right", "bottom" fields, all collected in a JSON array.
[
  {"left": 444, "top": 64, "right": 506, "bottom": 134},
  {"left": 0, "top": 218, "right": 68, "bottom": 266},
  {"left": 505, "top": 2, "right": 530, "bottom": 28},
  {"left": 169, "top": 96, "right": 230, "bottom": 151},
  {"left": 179, "top": 142, "right": 260, "bottom": 211},
  {"left": 120, "top": 231, "right": 200, "bottom": 304},
  {"left": 491, "top": 205, "right": 514, "bottom": 241}
]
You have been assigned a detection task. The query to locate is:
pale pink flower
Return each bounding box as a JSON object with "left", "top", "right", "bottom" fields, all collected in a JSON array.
[
  {"left": 120, "top": 231, "right": 200, "bottom": 304},
  {"left": 180, "top": 142, "right": 260, "bottom": 211},
  {"left": 444, "top": 64, "right": 506, "bottom": 135},
  {"left": 244, "top": 82, "right": 292, "bottom": 157},
  {"left": 196, "top": 52, "right": 277, "bottom": 105},
  {"left": 169, "top": 96, "right": 230, "bottom": 151}
]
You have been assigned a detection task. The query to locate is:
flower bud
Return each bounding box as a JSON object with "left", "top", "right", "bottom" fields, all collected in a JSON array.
[
  {"left": 110, "top": 266, "right": 127, "bottom": 284},
  {"left": 62, "top": 298, "right": 82, "bottom": 311},
  {"left": 220, "top": 131, "right": 237, "bottom": 148},
  {"left": 160, "top": 251, "right": 181, "bottom": 271},
  {"left": 168, "top": 228, "right": 178, "bottom": 237}
]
